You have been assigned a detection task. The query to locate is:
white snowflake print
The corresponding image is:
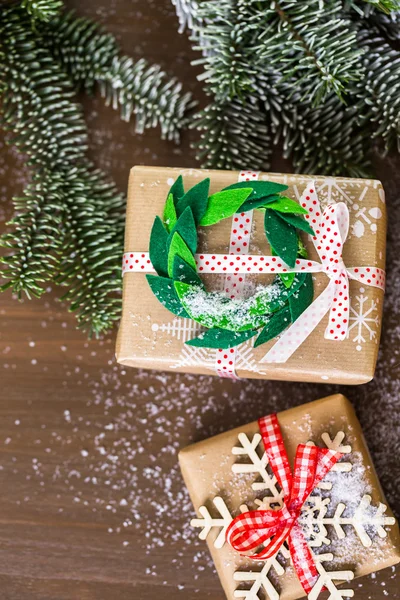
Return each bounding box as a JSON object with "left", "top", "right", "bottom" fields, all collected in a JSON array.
[
  {"left": 151, "top": 317, "right": 201, "bottom": 343},
  {"left": 347, "top": 288, "right": 380, "bottom": 351},
  {"left": 289, "top": 176, "right": 384, "bottom": 240},
  {"left": 150, "top": 315, "right": 267, "bottom": 375}
]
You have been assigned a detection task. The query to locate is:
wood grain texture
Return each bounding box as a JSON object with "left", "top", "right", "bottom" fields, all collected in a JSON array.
[{"left": 0, "top": 1, "right": 399, "bottom": 599}]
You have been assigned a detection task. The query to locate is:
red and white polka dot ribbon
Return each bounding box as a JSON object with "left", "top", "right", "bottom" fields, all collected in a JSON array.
[
  {"left": 215, "top": 170, "right": 259, "bottom": 379},
  {"left": 122, "top": 180, "right": 385, "bottom": 365},
  {"left": 260, "top": 182, "right": 385, "bottom": 363}
]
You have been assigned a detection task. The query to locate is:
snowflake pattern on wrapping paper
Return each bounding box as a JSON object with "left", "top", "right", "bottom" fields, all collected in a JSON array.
[
  {"left": 190, "top": 430, "right": 395, "bottom": 600},
  {"left": 151, "top": 317, "right": 201, "bottom": 343},
  {"left": 172, "top": 337, "right": 267, "bottom": 375},
  {"left": 288, "top": 176, "right": 385, "bottom": 240},
  {"left": 347, "top": 289, "right": 380, "bottom": 352},
  {"left": 150, "top": 315, "right": 267, "bottom": 375}
]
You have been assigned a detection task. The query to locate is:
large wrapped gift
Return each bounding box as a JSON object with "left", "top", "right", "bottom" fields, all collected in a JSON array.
[
  {"left": 116, "top": 166, "right": 386, "bottom": 383},
  {"left": 179, "top": 394, "right": 400, "bottom": 600}
]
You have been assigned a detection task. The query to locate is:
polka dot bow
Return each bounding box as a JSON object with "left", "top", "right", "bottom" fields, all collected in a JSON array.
[{"left": 260, "top": 184, "right": 385, "bottom": 363}]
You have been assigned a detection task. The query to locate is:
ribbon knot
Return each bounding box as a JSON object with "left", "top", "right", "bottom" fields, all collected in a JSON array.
[
  {"left": 261, "top": 186, "right": 385, "bottom": 363},
  {"left": 226, "top": 414, "right": 341, "bottom": 594}
]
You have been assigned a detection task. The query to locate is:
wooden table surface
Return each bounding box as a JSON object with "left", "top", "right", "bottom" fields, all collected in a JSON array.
[{"left": 1, "top": 2, "right": 399, "bottom": 599}]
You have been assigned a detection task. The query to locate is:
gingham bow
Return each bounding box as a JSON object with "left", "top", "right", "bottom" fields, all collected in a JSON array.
[
  {"left": 226, "top": 414, "right": 340, "bottom": 594},
  {"left": 260, "top": 184, "right": 385, "bottom": 363}
]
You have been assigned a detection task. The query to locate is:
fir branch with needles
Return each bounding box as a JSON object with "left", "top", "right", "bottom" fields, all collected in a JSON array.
[
  {"left": 174, "top": 0, "right": 400, "bottom": 175},
  {"left": 0, "top": 1, "right": 193, "bottom": 335},
  {"left": 193, "top": 96, "right": 272, "bottom": 171},
  {"left": 38, "top": 10, "right": 196, "bottom": 140}
]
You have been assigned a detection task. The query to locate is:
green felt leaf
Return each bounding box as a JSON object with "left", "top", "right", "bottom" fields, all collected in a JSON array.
[
  {"left": 262, "top": 273, "right": 306, "bottom": 313},
  {"left": 176, "top": 178, "right": 210, "bottom": 225},
  {"left": 279, "top": 272, "right": 296, "bottom": 288},
  {"left": 149, "top": 216, "right": 169, "bottom": 277},
  {"left": 298, "top": 239, "right": 308, "bottom": 258},
  {"left": 270, "top": 247, "right": 296, "bottom": 289},
  {"left": 200, "top": 188, "right": 252, "bottom": 226},
  {"left": 167, "top": 232, "right": 197, "bottom": 278},
  {"left": 267, "top": 196, "right": 308, "bottom": 214},
  {"left": 172, "top": 255, "right": 204, "bottom": 288},
  {"left": 168, "top": 206, "right": 197, "bottom": 254},
  {"left": 187, "top": 327, "right": 258, "bottom": 349},
  {"left": 278, "top": 212, "right": 315, "bottom": 236},
  {"left": 163, "top": 193, "right": 178, "bottom": 232},
  {"left": 146, "top": 274, "right": 190, "bottom": 318},
  {"left": 254, "top": 307, "right": 291, "bottom": 348},
  {"left": 222, "top": 181, "right": 288, "bottom": 212},
  {"left": 264, "top": 209, "right": 299, "bottom": 268},
  {"left": 289, "top": 273, "right": 314, "bottom": 322},
  {"left": 169, "top": 175, "right": 185, "bottom": 204},
  {"left": 239, "top": 194, "right": 282, "bottom": 212}
]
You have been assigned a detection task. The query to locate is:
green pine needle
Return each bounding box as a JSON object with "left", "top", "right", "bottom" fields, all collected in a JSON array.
[
  {"left": 362, "top": 0, "right": 400, "bottom": 14},
  {"left": 21, "top": 0, "right": 64, "bottom": 25}
]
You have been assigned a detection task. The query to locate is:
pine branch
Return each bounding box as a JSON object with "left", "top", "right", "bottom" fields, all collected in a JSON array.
[
  {"left": 39, "top": 11, "right": 196, "bottom": 141},
  {"left": 0, "top": 170, "right": 63, "bottom": 298},
  {"left": 265, "top": 76, "right": 369, "bottom": 176},
  {"left": 366, "top": 7, "right": 400, "bottom": 40},
  {"left": 193, "top": 95, "right": 272, "bottom": 170},
  {"left": 255, "top": 68, "right": 369, "bottom": 177},
  {"left": 256, "top": 0, "right": 364, "bottom": 105},
  {"left": 193, "top": 65, "right": 369, "bottom": 177},
  {"left": 192, "top": 0, "right": 364, "bottom": 105},
  {"left": 191, "top": 0, "right": 262, "bottom": 100},
  {"left": 0, "top": 5, "right": 124, "bottom": 335},
  {"left": 1, "top": 3, "right": 194, "bottom": 335},
  {"left": 55, "top": 163, "right": 124, "bottom": 336},
  {"left": 0, "top": 7, "right": 88, "bottom": 167},
  {"left": 278, "top": 89, "right": 369, "bottom": 177},
  {"left": 357, "top": 27, "right": 400, "bottom": 151},
  {"left": 171, "top": 0, "right": 200, "bottom": 33},
  {"left": 1, "top": 163, "right": 124, "bottom": 334}
]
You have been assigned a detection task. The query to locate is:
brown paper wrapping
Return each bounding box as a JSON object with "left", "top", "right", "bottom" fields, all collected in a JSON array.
[
  {"left": 116, "top": 166, "right": 386, "bottom": 383},
  {"left": 179, "top": 394, "right": 400, "bottom": 600}
]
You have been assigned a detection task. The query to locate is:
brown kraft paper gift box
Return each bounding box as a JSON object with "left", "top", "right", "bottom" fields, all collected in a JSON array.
[
  {"left": 179, "top": 394, "right": 400, "bottom": 600},
  {"left": 116, "top": 166, "right": 386, "bottom": 383}
]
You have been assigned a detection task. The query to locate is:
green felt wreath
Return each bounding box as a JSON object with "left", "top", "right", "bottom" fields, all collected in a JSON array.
[{"left": 146, "top": 176, "right": 315, "bottom": 350}]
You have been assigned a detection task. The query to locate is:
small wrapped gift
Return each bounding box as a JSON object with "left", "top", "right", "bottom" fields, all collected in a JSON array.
[
  {"left": 116, "top": 166, "right": 386, "bottom": 383},
  {"left": 179, "top": 394, "right": 400, "bottom": 600}
]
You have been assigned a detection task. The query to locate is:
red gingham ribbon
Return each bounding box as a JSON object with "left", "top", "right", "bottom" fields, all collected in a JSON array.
[{"left": 226, "top": 414, "right": 340, "bottom": 594}]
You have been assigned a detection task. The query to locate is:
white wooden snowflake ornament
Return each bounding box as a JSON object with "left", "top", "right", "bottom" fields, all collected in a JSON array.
[
  {"left": 301, "top": 494, "right": 395, "bottom": 548},
  {"left": 309, "top": 554, "right": 354, "bottom": 600},
  {"left": 190, "top": 429, "right": 395, "bottom": 600},
  {"left": 231, "top": 432, "right": 283, "bottom": 501}
]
